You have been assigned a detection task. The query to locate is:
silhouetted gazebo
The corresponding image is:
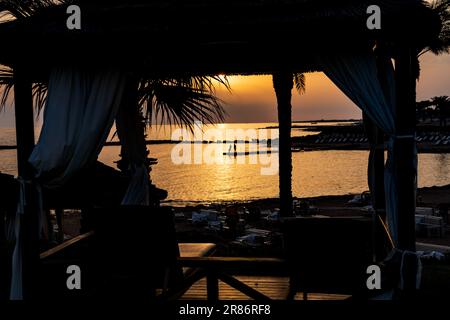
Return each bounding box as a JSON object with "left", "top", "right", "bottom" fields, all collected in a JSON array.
[{"left": 0, "top": 0, "right": 441, "bottom": 300}]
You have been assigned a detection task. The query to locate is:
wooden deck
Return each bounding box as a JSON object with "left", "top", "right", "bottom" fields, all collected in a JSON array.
[
  {"left": 38, "top": 238, "right": 351, "bottom": 301},
  {"left": 181, "top": 276, "right": 351, "bottom": 301},
  {"left": 178, "top": 243, "right": 350, "bottom": 301}
]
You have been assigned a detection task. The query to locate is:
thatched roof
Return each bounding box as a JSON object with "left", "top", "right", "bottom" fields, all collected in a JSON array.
[{"left": 0, "top": 0, "right": 441, "bottom": 77}]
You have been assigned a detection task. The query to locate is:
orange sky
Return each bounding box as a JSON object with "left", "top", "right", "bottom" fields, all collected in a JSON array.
[
  {"left": 0, "top": 52, "right": 449, "bottom": 126},
  {"left": 215, "top": 52, "right": 450, "bottom": 123}
]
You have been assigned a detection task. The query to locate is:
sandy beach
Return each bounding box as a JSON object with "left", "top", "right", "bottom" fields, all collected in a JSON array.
[{"left": 58, "top": 183, "right": 450, "bottom": 250}]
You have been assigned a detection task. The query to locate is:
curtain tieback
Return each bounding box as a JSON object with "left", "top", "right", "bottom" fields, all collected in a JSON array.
[
  {"left": 398, "top": 249, "right": 423, "bottom": 290},
  {"left": 12, "top": 177, "right": 48, "bottom": 238},
  {"left": 17, "top": 177, "right": 31, "bottom": 215},
  {"left": 9, "top": 176, "right": 33, "bottom": 300},
  {"left": 385, "top": 134, "right": 416, "bottom": 152},
  {"left": 9, "top": 177, "right": 48, "bottom": 300}
]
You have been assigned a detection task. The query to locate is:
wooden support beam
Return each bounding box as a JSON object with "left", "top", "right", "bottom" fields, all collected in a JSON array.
[
  {"left": 393, "top": 46, "right": 419, "bottom": 297},
  {"left": 13, "top": 66, "right": 39, "bottom": 300},
  {"left": 273, "top": 71, "right": 293, "bottom": 217},
  {"left": 218, "top": 274, "right": 272, "bottom": 301},
  {"left": 39, "top": 231, "right": 95, "bottom": 260},
  {"left": 394, "top": 47, "right": 417, "bottom": 252},
  {"left": 206, "top": 272, "right": 219, "bottom": 301},
  {"left": 373, "top": 127, "right": 388, "bottom": 261},
  {"left": 14, "top": 67, "right": 35, "bottom": 179},
  {"left": 363, "top": 113, "right": 389, "bottom": 261},
  {"left": 363, "top": 113, "right": 386, "bottom": 214},
  {"left": 177, "top": 256, "right": 286, "bottom": 272},
  {"left": 373, "top": 128, "right": 386, "bottom": 217}
]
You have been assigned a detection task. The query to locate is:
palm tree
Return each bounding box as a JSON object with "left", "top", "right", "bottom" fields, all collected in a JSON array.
[
  {"left": 137, "top": 76, "right": 227, "bottom": 131},
  {"left": 416, "top": 99, "right": 433, "bottom": 123},
  {"left": 414, "top": 0, "right": 450, "bottom": 79},
  {"left": 273, "top": 72, "right": 305, "bottom": 217},
  {"left": 420, "top": 1, "right": 450, "bottom": 57},
  {"left": 431, "top": 96, "right": 450, "bottom": 127}
]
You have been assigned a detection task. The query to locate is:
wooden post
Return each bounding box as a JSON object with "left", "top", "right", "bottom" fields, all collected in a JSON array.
[
  {"left": 372, "top": 125, "right": 388, "bottom": 261},
  {"left": 371, "top": 49, "right": 392, "bottom": 260},
  {"left": 394, "top": 47, "right": 417, "bottom": 252},
  {"left": 14, "top": 67, "right": 35, "bottom": 179},
  {"left": 363, "top": 114, "right": 386, "bottom": 215},
  {"left": 13, "top": 66, "right": 39, "bottom": 299},
  {"left": 373, "top": 127, "right": 386, "bottom": 218},
  {"left": 273, "top": 71, "right": 293, "bottom": 217},
  {"left": 394, "top": 46, "right": 418, "bottom": 295},
  {"left": 206, "top": 272, "right": 219, "bottom": 301},
  {"left": 363, "top": 113, "right": 387, "bottom": 261}
]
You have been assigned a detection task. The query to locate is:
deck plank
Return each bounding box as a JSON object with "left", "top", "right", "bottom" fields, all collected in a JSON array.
[
  {"left": 178, "top": 243, "right": 217, "bottom": 277},
  {"left": 179, "top": 243, "right": 217, "bottom": 258},
  {"left": 181, "top": 276, "right": 350, "bottom": 301}
]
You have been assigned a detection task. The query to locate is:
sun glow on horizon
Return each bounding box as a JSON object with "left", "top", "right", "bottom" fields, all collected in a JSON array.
[{"left": 215, "top": 73, "right": 362, "bottom": 122}]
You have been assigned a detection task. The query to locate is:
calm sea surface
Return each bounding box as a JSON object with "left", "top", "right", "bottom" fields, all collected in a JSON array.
[{"left": 1, "top": 122, "right": 450, "bottom": 205}]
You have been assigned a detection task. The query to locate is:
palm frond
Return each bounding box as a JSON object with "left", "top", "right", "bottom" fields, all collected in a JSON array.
[
  {"left": 173, "top": 75, "right": 231, "bottom": 94},
  {"left": 138, "top": 77, "right": 227, "bottom": 132},
  {"left": 293, "top": 73, "right": 306, "bottom": 95},
  {"left": 420, "top": 0, "right": 450, "bottom": 56},
  {"left": 2, "top": 66, "right": 226, "bottom": 128},
  {"left": 32, "top": 82, "right": 48, "bottom": 115},
  {"left": 0, "top": 65, "right": 48, "bottom": 113},
  {"left": 0, "top": 65, "right": 14, "bottom": 110},
  {"left": 0, "top": 10, "right": 15, "bottom": 23},
  {"left": 0, "top": 0, "right": 72, "bottom": 19}
]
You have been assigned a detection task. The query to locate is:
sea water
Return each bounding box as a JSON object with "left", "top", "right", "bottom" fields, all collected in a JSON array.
[{"left": 1, "top": 123, "right": 450, "bottom": 205}]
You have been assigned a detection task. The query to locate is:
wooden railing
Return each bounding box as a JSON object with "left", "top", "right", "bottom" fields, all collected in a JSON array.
[
  {"left": 178, "top": 256, "right": 286, "bottom": 301},
  {"left": 39, "top": 231, "right": 94, "bottom": 260},
  {"left": 39, "top": 231, "right": 287, "bottom": 301}
]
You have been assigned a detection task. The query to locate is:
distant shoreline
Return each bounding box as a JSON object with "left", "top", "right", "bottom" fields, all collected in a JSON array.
[
  {"left": 292, "top": 121, "right": 450, "bottom": 153},
  {"left": 1, "top": 120, "right": 450, "bottom": 153}
]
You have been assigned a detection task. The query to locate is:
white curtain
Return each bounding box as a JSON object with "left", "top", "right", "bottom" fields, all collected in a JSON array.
[
  {"left": 10, "top": 67, "right": 126, "bottom": 300},
  {"left": 319, "top": 50, "right": 417, "bottom": 247},
  {"left": 121, "top": 164, "right": 150, "bottom": 205},
  {"left": 363, "top": 113, "right": 383, "bottom": 211},
  {"left": 29, "top": 68, "right": 126, "bottom": 187},
  {"left": 319, "top": 52, "right": 395, "bottom": 133}
]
